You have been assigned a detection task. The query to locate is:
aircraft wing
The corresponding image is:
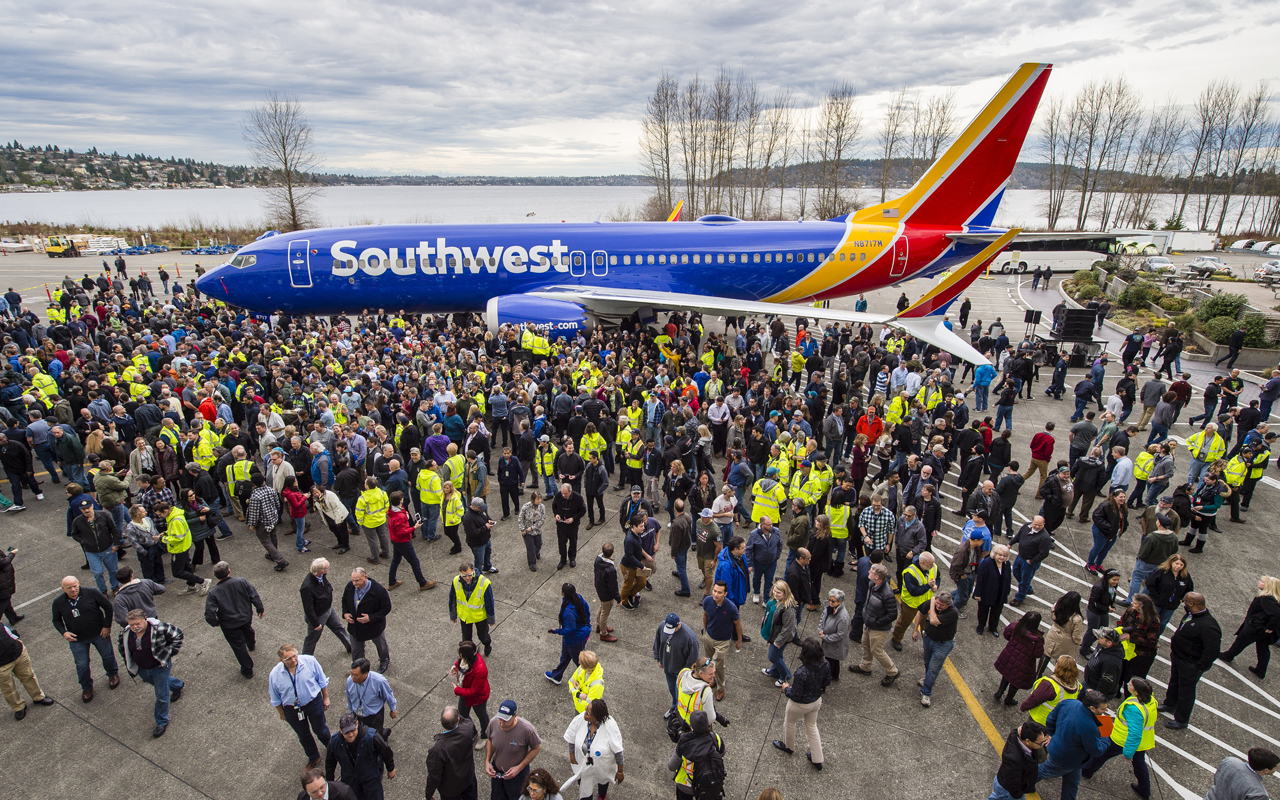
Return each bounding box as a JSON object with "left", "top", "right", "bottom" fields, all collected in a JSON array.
[{"left": 528, "top": 286, "right": 991, "bottom": 365}]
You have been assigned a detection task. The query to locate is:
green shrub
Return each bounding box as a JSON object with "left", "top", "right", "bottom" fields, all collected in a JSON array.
[
  {"left": 1173, "top": 313, "right": 1198, "bottom": 334},
  {"left": 1093, "top": 259, "right": 1118, "bottom": 272},
  {"left": 1118, "top": 281, "right": 1163, "bottom": 309},
  {"left": 1073, "top": 270, "right": 1097, "bottom": 285},
  {"left": 1242, "top": 314, "right": 1270, "bottom": 348},
  {"left": 1075, "top": 283, "right": 1103, "bottom": 301},
  {"left": 1196, "top": 292, "right": 1248, "bottom": 322},
  {"left": 1201, "top": 316, "right": 1239, "bottom": 344},
  {"left": 1157, "top": 296, "right": 1191, "bottom": 313}
]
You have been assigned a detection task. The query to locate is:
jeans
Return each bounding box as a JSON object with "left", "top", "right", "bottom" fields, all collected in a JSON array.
[
  {"left": 951, "top": 574, "right": 974, "bottom": 609},
  {"left": 751, "top": 560, "right": 776, "bottom": 596},
  {"left": 974, "top": 384, "right": 989, "bottom": 411},
  {"left": 1187, "top": 458, "right": 1209, "bottom": 486},
  {"left": 293, "top": 516, "right": 307, "bottom": 551},
  {"left": 1158, "top": 606, "right": 1176, "bottom": 630},
  {"left": 920, "top": 635, "right": 954, "bottom": 696},
  {"left": 672, "top": 549, "right": 690, "bottom": 594},
  {"left": 994, "top": 405, "right": 1013, "bottom": 431},
  {"left": 1128, "top": 560, "right": 1157, "bottom": 599},
  {"left": 85, "top": 548, "right": 121, "bottom": 593},
  {"left": 664, "top": 669, "right": 680, "bottom": 712},
  {"left": 549, "top": 638, "right": 584, "bottom": 681},
  {"left": 69, "top": 634, "right": 119, "bottom": 691},
  {"left": 1144, "top": 481, "right": 1167, "bottom": 506},
  {"left": 831, "top": 536, "right": 848, "bottom": 566},
  {"left": 4, "top": 469, "right": 40, "bottom": 506},
  {"left": 390, "top": 540, "right": 428, "bottom": 586},
  {"left": 1087, "top": 525, "right": 1117, "bottom": 568},
  {"left": 136, "top": 544, "right": 166, "bottom": 583},
  {"left": 767, "top": 642, "right": 792, "bottom": 682},
  {"left": 470, "top": 541, "right": 492, "bottom": 573},
  {"left": 61, "top": 461, "right": 87, "bottom": 486},
  {"left": 32, "top": 444, "right": 58, "bottom": 478},
  {"left": 986, "top": 774, "right": 1024, "bottom": 800},
  {"left": 136, "top": 664, "right": 183, "bottom": 728},
  {"left": 1011, "top": 555, "right": 1039, "bottom": 603},
  {"left": 421, "top": 503, "right": 440, "bottom": 539},
  {"left": 542, "top": 474, "right": 556, "bottom": 497},
  {"left": 1071, "top": 396, "right": 1089, "bottom": 421},
  {"left": 283, "top": 694, "right": 331, "bottom": 762},
  {"left": 1037, "top": 753, "right": 1083, "bottom": 800}
]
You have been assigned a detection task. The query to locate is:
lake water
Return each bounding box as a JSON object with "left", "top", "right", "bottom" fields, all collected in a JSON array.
[{"left": 0, "top": 185, "right": 1258, "bottom": 235}]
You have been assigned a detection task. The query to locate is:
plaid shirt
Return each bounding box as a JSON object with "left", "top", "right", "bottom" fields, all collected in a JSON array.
[
  {"left": 139, "top": 487, "right": 175, "bottom": 527},
  {"left": 858, "top": 506, "right": 896, "bottom": 551},
  {"left": 245, "top": 485, "right": 280, "bottom": 530}
]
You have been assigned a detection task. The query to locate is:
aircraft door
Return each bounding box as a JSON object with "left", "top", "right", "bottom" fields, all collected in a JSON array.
[
  {"left": 890, "top": 236, "right": 908, "bottom": 277},
  {"left": 591, "top": 250, "right": 608, "bottom": 277},
  {"left": 288, "top": 240, "right": 313, "bottom": 288},
  {"left": 570, "top": 250, "right": 586, "bottom": 277}
]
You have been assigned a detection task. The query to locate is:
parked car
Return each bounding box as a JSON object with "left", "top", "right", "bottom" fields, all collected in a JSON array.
[
  {"left": 1254, "top": 260, "right": 1280, "bottom": 279},
  {"left": 1141, "top": 256, "right": 1175, "bottom": 274}
]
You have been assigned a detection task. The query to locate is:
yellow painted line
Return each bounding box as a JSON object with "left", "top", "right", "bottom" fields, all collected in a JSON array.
[{"left": 943, "top": 658, "right": 1042, "bottom": 800}]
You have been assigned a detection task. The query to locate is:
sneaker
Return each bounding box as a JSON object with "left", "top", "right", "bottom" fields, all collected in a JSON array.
[
  {"left": 297, "top": 547, "right": 311, "bottom": 554},
  {"left": 920, "top": 695, "right": 931, "bottom": 707},
  {"left": 762, "top": 668, "right": 774, "bottom": 677},
  {"left": 474, "top": 736, "right": 487, "bottom": 750},
  {"left": 179, "top": 585, "right": 198, "bottom": 595},
  {"left": 774, "top": 679, "right": 785, "bottom": 688},
  {"left": 544, "top": 671, "right": 562, "bottom": 685},
  {"left": 388, "top": 580, "right": 404, "bottom": 590},
  {"left": 485, "top": 567, "right": 499, "bottom": 574},
  {"left": 752, "top": 594, "right": 761, "bottom": 604},
  {"left": 5, "top": 505, "right": 24, "bottom": 512},
  {"left": 918, "top": 678, "right": 925, "bottom": 687},
  {"left": 197, "top": 578, "right": 213, "bottom": 596},
  {"left": 35, "top": 494, "right": 44, "bottom": 500}
]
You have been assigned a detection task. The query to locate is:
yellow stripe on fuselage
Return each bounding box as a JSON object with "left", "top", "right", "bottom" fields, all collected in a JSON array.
[
  {"left": 896, "top": 229, "right": 1020, "bottom": 317},
  {"left": 765, "top": 220, "right": 898, "bottom": 303}
]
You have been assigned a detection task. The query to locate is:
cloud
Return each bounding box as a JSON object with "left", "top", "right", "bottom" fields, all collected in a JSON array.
[{"left": 0, "top": 0, "right": 1276, "bottom": 174}]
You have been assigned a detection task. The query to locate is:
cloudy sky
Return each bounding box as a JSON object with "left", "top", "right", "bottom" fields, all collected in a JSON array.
[{"left": 2, "top": 0, "right": 1278, "bottom": 176}]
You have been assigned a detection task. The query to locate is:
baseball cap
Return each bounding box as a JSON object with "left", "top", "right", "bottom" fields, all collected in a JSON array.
[
  {"left": 1159, "top": 496, "right": 1173, "bottom": 504},
  {"left": 700, "top": 508, "right": 713, "bottom": 518},
  {"left": 539, "top": 435, "right": 550, "bottom": 443},
  {"left": 800, "top": 459, "right": 811, "bottom": 468},
  {"left": 631, "top": 485, "right": 642, "bottom": 493},
  {"left": 339, "top": 713, "right": 359, "bottom": 734},
  {"left": 495, "top": 700, "right": 517, "bottom": 721},
  {"left": 663, "top": 613, "right": 682, "bottom": 634},
  {"left": 766, "top": 466, "right": 779, "bottom": 476},
  {"left": 78, "top": 499, "right": 92, "bottom": 508}
]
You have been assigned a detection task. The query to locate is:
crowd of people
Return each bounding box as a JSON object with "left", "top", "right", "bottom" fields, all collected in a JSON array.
[{"left": 0, "top": 263, "right": 1274, "bottom": 800}]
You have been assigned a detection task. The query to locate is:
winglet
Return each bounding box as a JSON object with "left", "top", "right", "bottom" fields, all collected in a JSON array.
[
  {"left": 896, "top": 229, "right": 1020, "bottom": 318},
  {"left": 666, "top": 201, "right": 684, "bottom": 222}
]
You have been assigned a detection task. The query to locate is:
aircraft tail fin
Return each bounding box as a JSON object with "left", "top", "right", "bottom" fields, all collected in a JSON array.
[
  {"left": 666, "top": 201, "right": 684, "bottom": 222},
  {"left": 853, "top": 63, "right": 1051, "bottom": 229},
  {"left": 896, "top": 229, "right": 1020, "bottom": 318}
]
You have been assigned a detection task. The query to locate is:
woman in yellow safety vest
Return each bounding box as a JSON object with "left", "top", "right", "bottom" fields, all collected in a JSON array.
[
  {"left": 354, "top": 477, "right": 390, "bottom": 560},
  {"left": 580, "top": 424, "right": 606, "bottom": 463},
  {"left": 567, "top": 650, "right": 604, "bottom": 714},
  {"left": 1021, "top": 656, "right": 1080, "bottom": 723},
  {"left": 160, "top": 503, "right": 205, "bottom": 591},
  {"left": 441, "top": 481, "right": 466, "bottom": 552},
  {"left": 1129, "top": 445, "right": 1156, "bottom": 509},
  {"left": 1080, "top": 677, "right": 1158, "bottom": 797}
]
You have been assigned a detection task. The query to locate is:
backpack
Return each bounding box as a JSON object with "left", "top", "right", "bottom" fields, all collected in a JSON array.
[
  {"left": 691, "top": 735, "right": 726, "bottom": 800},
  {"left": 666, "top": 712, "right": 689, "bottom": 743}
]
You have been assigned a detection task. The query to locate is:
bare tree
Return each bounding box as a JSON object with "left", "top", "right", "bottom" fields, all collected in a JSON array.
[
  {"left": 1039, "top": 95, "right": 1077, "bottom": 230},
  {"left": 639, "top": 73, "right": 678, "bottom": 215},
  {"left": 815, "top": 82, "right": 861, "bottom": 219},
  {"left": 735, "top": 77, "right": 763, "bottom": 218},
  {"left": 1120, "top": 102, "right": 1185, "bottom": 228},
  {"left": 243, "top": 93, "right": 322, "bottom": 231},
  {"left": 1071, "top": 77, "right": 1141, "bottom": 229},
  {"left": 1216, "top": 81, "right": 1269, "bottom": 234},
  {"left": 676, "top": 75, "right": 707, "bottom": 218},
  {"left": 761, "top": 91, "right": 795, "bottom": 219},
  {"left": 1177, "top": 80, "right": 1237, "bottom": 227},
  {"left": 877, "top": 86, "right": 910, "bottom": 202},
  {"left": 923, "top": 89, "right": 958, "bottom": 165}
]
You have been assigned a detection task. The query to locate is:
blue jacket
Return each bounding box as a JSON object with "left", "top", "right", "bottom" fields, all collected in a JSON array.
[
  {"left": 553, "top": 595, "right": 592, "bottom": 645},
  {"left": 326, "top": 724, "right": 391, "bottom": 790},
  {"left": 1044, "top": 698, "right": 1109, "bottom": 768},
  {"left": 714, "top": 549, "right": 749, "bottom": 607},
  {"left": 310, "top": 451, "right": 334, "bottom": 488},
  {"left": 745, "top": 526, "right": 782, "bottom": 567},
  {"left": 974, "top": 364, "right": 997, "bottom": 387}
]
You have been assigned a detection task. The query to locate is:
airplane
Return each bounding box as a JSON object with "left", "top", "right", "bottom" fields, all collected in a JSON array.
[{"left": 197, "top": 63, "right": 1054, "bottom": 364}]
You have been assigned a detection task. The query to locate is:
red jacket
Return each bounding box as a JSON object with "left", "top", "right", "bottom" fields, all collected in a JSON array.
[
  {"left": 1029, "top": 432, "right": 1055, "bottom": 461},
  {"left": 388, "top": 507, "right": 415, "bottom": 543},
  {"left": 857, "top": 415, "right": 883, "bottom": 443},
  {"left": 282, "top": 488, "right": 308, "bottom": 519},
  {"left": 453, "top": 655, "right": 490, "bottom": 704}
]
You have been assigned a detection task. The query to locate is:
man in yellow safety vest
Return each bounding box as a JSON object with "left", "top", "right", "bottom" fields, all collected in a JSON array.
[{"left": 448, "top": 563, "right": 494, "bottom": 657}]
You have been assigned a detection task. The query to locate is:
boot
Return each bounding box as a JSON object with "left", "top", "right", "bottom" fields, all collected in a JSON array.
[
  {"left": 1180, "top": 534, "right": 1195, "bottom": 547},
  {"left": 1188, "top": 541, "right": 1204, "bottom": 554}
]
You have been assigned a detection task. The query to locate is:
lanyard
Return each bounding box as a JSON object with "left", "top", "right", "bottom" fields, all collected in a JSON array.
[
  {"left": 349, "top": 680, "right": 369, "bottom": 716},
  {"left": 288, "top": 666, "right": 303, "bottom": 707}
]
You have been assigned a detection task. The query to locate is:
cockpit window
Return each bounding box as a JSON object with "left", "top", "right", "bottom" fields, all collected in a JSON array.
[{"left": 228, "top": 255, "right": 257, "bottom": 268}]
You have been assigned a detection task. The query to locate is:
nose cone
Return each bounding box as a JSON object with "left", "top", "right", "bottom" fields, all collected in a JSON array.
[{"left": 195, "top": 266, "right": 229, "bottom": 302}]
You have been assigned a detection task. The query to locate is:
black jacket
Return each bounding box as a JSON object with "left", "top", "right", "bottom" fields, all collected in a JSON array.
[
  {"left": 300, "top": 572, "right": 337, "bottom": 627},
  {"left": 584, "top": 461, "right": 608, "bottom": 497},
  {"left": 864, "top": 579, "right": 898, "bottom": 630},
  {"left": 496, "top": 456, "right": 523, "bottom": 487},
  {"left": 785, "top": 559, "right": 811, "bottom": 606},
  {"left": 1071, "top": 456, "right": 1108, "bottom": 495},
  {"left": 1170, "top": 609, "right": 1222, "bottom": 672},
  {"left": 0, "top": 439, "right": 34, "bottom": 474},
  {"left": 1010, "top": 523, "right": 1053, "bottom": 566},
  {"left": 341, "top": 579, "right": 392, "bottom": 642},
  {"left": 72, "top": 513, "right": 118, "bottom": 554},
  {"left": 51, "top": 588, "right": 113, "bottom": 640},
  {"left": 1090, "top": 501, "right": 1127, "bottom": 539},
  {"left": 995, "top": 473, "right": 1024, "bottom": 511},
  {"left": 297, "top": 781, "right": 357, "bottom": 800},
  {"left": 1086, "top": 577, "right": 1118, "bottom": 617},
  {"left": 551, "top": 491, "right": 586, "bottom": 527},
  {"left": 462, "top": 508, "right": 492, "bottom": 547},
  {"left": 1084, "top": 642, "right": 1125, "bottom": 699},
  {"left": 1238, "top": 595, "right": 1280, "bottom": 637},
  {"left": 995, "top": 727, "right": 1046, "bottom": 797},
  {"left": 424, "top": 718, "right": 477, "bottom": 800},
  {"left": 1144, "top": 568, "right": 1193, "bottom": 611},
  {"left": 325, "top": 723, "right": 394, "bottom": 787},
  {"left": 594, "top": 555, "right": 620, "bottom": 603},
  {"left": 973, "top": 556, "right": 1011, "bottom": 607},
  {"left": 204, "top": 576, "right": 263, "bottom": 629},
  {"left": 0, "top": 551, "right": 15, "bottom": 600}
]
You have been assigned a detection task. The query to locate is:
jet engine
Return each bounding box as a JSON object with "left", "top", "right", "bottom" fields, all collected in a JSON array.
[{"left": 484, "top": 294, "right": 591, "bottom": 340}]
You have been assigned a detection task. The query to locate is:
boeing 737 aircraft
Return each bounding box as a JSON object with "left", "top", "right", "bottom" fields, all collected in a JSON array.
[{"left": 197, "top": 63, "right": 1054, "bottom": 364}]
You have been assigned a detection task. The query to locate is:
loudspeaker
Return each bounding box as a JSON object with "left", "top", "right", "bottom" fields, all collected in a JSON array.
[
  {"left": 1059, "top": 309, "right": 1095, "bottom": 341},
  {"left": 1023, "top": 309, "right": 1042, "bottom": 325}
]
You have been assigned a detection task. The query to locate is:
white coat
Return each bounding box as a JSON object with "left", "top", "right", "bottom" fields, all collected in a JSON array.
[{"left": 562, "top": 712, "right": 624, "bottom": 798}]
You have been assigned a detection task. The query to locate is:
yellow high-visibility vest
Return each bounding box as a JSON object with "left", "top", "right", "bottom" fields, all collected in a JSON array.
[
  {"left": 901, "top": 563, "right": 937, "bottom": 609},
  {"left": 827, "top": 503, "right": 849, "bottom": 539},
  {"left": 355, "top": 488, "right": 389, "bottom": 527},
  {"left": 443, "top": 492, "right": 464, "bottom": 526},
  {"left": 537, "top": 446, "right": 558, "bottom": 477},
  {"left": 1110, "top": 696, "right": 1157, "bottom": 752},
  {"left": 453, "top": 574, "right": 491, "bottom": 624},
  {"left": 751, "top": 478, "right": 786, "bottom": 523},
  {"left": 417, "top": 469, "right": 443, "bottom": 504},
  {"left": 1028, "top": 676, "right": 1079, "bottom": 724},
  {"left": 1133, "top": 452, "right": 1154, "bottom": 481}
]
